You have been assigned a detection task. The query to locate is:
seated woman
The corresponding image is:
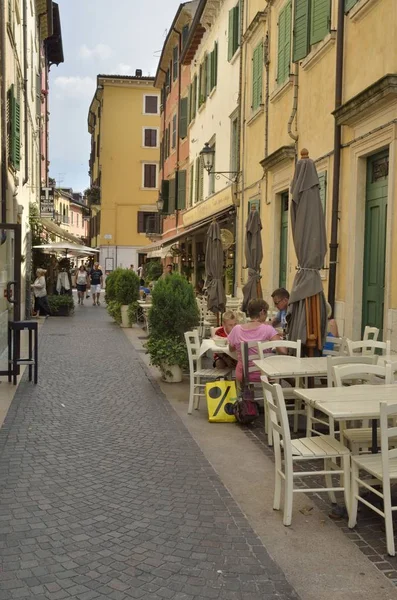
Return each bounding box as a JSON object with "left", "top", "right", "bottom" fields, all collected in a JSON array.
[
  {"left": 228, "top": 298, "right": 286, "bottom": 383},
  {"left": 212, "top": 311, "right": 238, "bottom": 369}
]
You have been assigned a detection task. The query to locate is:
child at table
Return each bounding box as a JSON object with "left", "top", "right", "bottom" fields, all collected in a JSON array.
[{"left": 213, "top": 311, "right": 238, "bottom": 369}]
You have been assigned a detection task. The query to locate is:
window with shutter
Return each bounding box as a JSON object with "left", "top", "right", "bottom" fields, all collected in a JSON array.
[
  {"left": 199, "top": 159, "right": 204, "bottom": 201},
  {"left": 318, "top": 170, "right": 327, "bottom": 214},
  {"left": 252, "top": 42, "right": 263, "bottom": 111},
  {"left": 167, "top": 124, "right": 170, "bottom": 156},
  {"left": 182, "top": 24, "right": 189, "bottom": 48},
  {"left": 310, "top": 0, "right": 330, "bottom": 45},
  {"left": 177, "top": 170, "right": 187, "bottom": 210},
  {"left": 206, "top": 53, "right": 212, "bottom": 97},
  {"left": 143, "top": 164, "right": 157, "bottom": 188},
  {"left": 8, "top": 85, "right": 20, "bottom": 170},
  {"left": 192, "top": 74, "right": 197, "bottom": 118},
  {"left": 195, "top": 157, "right": 200, "bottom": 203},
  {"left": 179, "top": 98, "right": 188, "bottom": 139},
  {"left": 172, "top": 114, "right": 177, "bottom": 149},
  {"left": 189, "top": 163, "right": 194, "bottom": 207},
  {"left": 228, "top": 3, "right": 240, "bottom": 61},
  {"left": 277, "top": 1, "right": 291, "bottom": 84},
  {"left": 213, "top": 42, "right": 218, "bottom": 88},
  {"left": 293, "top": 0, "right": 309, "bottom": 62},
  {"left": 168, "top": 178, "right": 176, "bottom": 214},
  {"left": 96, "top": 134, "right": 100, "bottom": 157},
  {"left": 137, "top": 211, "right": 145, "bottom": 233},
  {"left": 161, "top": 180, "right": 170, "bottom": 213},
  {"left": 198, "top": 63, "right": 205, "bottom": 107},
  {"left": 144, "top": 128, "right": 157, "bottom": 147},
  {"left": 345, "top": 0, "right": 358, "bottom": 12},
  {"left": 144, "top": 95, "right": 158, "bottom": 114},
  {"left": 172, "top": 46, "right": 179, "bottom": 81}
]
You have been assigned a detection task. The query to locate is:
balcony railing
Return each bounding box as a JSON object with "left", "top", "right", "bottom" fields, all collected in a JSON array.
[{"left": 145, "top": 215, "right": 162, "bottom": 235}]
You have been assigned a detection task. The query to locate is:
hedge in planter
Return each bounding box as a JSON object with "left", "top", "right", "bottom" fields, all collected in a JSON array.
[
  {"left": 48, "top": 295, "right": 74, "bottom": 316},
  {"left": 146, "top": 274, "right": 199, "bottom": 378},
  {"left": 104, "top": 268, "right": 123, "bottom": 303},
  {"left": 115, "top": 269, "right": 140, "bottom": 305}
]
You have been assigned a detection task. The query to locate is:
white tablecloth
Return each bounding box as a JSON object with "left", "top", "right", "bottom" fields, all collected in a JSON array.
[{"left": 199, "top": 338, "right": 237, "bottom": 360}]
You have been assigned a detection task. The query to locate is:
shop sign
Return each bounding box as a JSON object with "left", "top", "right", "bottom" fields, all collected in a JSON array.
[
  {"left": 183, "top": 185, "right": 234, "bottom": 227},
  {"left": 40, "top": 187, "right": 55, "bottom": 218}
]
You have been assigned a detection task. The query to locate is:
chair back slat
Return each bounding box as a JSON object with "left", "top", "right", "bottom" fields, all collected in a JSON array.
[
  {"left": 261, "top": 378, "right": 292, "bottom": 463},
  {"left": 241, "top": 341, "right": 261, "bottom": 377},
  {"left": 184, "top": 330, "right": 202, "bottom": 371},
  {"left": 363, "top": 326, "right": 380, "bottom": 344},
  {"left": 323, "top": 335, "right": 345, "bottom": 357},
  {"left": 326, "top": 355, "right": 378, "bottom": 387},
  {"left": 347, "top": 339, "right": 391, "bottom": 356},
  {"left": 380, "top": 402, "right": 397, "bottom": 482},
  {"left": 258, "top": 340, "right": 301, "bottom": 358},
  {"left": 332, "top": 363, "right": 392, "bottom": 387}
]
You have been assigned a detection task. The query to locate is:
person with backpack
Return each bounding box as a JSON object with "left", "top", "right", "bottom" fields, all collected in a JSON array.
[{"left": 89, "top": 262, "right": 103, "bottom": 306}]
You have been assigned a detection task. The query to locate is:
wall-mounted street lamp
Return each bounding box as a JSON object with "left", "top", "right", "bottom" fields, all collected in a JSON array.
[
  {"left": 199, "top": 143, "right": 241, "bottom": 183},
  {"left": 156, "top": 193, "right": 164, "bottom": 213}
]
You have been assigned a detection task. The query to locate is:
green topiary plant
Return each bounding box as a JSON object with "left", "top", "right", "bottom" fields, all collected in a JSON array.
[
  {"left": 146, "top": 273, "right": 199, "bottom": 378},
  {"left": 105, "top": 268, "right": 123, "bottom": 303},
  {"left": 127, "top": 301, "right": 139, "bottom": 326},
  {"left": 106, "top": 300, "right": 122, "bottom": 325},
  {"left": 48, "top": 294, "right": 74, "bottom": 316},
  {"left": 115, "top": 269, "right": 140, "bottom": 305},
  {"left": 144, "top": 260, "right": 163, "bottom": 283}
]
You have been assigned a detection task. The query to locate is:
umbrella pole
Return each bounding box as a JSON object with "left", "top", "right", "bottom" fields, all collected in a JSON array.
[
  {"left": 256, "top": 281, "right": 262, "bottom": 299},
  {"left": 305, "top": 296, "right": 316, "bottom": 358},
  {"left": 316, "top": 294, "right": 322, "bottom": 350}
]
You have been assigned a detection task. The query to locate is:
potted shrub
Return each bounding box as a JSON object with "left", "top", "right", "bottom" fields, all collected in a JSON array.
[
  {"left": 146, "top": 273, "right": 199, "bottom": 382},
  {"left": 48, "top": 294, "right": 74, "bottom": 316},
  {"left": 115, "top": 269, "right": 140, "bottom": 328},
  {"left": 144, "top": 260, "right": 163, "bottom": 284},
  {"left": 104, "top": 268, "right": 123, "bottom": 304}
]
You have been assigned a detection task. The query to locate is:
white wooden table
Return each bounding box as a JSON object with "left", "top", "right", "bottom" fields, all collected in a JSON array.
[
  {"left": 253, "top": 356, "right": 328, "bottom": 378},
  {"left": 294, "top": 384, "right": 397, "bottom": 451},
  {"left": 199, "top": 339, "right": 237, "bottom": 360}
]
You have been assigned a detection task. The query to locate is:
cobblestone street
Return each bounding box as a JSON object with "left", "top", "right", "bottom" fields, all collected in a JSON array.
[{"left": 0, "top": 306, "right": 299, "bottom": 600}]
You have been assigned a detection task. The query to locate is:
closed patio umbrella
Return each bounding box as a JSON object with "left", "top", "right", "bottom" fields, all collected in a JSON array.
[
  {"left": 205, "top": 221, "right": 226, "bottom": 314},
  {"left": 287, "top": 149, "right": 327, "bottom": 354},
  {"left": 242, "top": 208, "right": 263, "bottom": 313}
]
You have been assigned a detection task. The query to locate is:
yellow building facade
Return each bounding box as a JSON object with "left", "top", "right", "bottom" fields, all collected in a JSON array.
[
  {"left": 240, "top": 0, "right": 397, "bottom": 350},
  {"left": 88, "top": 74, "right": 160, "bottom": 271}
]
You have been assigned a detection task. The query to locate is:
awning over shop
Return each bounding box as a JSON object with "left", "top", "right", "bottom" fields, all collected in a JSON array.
[
  {"left": 40, "top": 218, "right": 83, "bottom": 245},
  {"left": 142, "top": 206, "right": 235, "bottom": 258}
]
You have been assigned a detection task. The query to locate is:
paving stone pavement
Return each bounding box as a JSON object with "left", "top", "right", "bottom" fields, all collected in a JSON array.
[{"left": 0, "top": 306, "right": 300, "bottom": 600}]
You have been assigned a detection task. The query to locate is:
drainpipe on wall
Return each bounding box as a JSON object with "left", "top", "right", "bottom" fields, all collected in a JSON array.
[
  {"left": 234, "top": 0, "right": 244, "bottom": 296},
  {"left": 287, "top": 63, "right": 299, "bottom": 144},
  {"left": 328, "top": 0, "right": 345, "bottom": 313},
  {"left": 0, "top": 0, "right": 7, "bottom": 222},
  {"left": 23, "top": 0, "right": 29, "bottom": 186},
  {"left": 158, "top": 66, "right": 167, "bottom": 241},
  {"left": 173, "top": 26, "right": 182, "bottom": 232}
]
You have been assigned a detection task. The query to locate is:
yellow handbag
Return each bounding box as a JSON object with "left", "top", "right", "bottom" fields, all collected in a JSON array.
[{"left": 206, "top": 381, "right": 237, "bottom": 423}]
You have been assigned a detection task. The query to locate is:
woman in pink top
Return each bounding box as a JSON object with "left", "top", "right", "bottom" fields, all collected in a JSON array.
[{"left": 228, "top": 298, "right": 286, "bottom": 382}]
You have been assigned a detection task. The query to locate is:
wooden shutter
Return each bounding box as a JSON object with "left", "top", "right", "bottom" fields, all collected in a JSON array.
[
  {"left": 182, "top": 24, "right": 189, "bottom": 48},
  {"left": 277, "top": 1, "right": 291, "bottom": 84},
  {"left": 345, "top": 0, "right": 358, "bottom": 12},
  {"left": 228, "top": 7, "right": 235, "bottom": 61},
  {"left": 161, "top": 179, "right": 170, "bottom": 213},
  {"left": 144, "top": 165, "right": 156, "bottom": 188},
  {"left": 192, "top": 75, "right": 197, "bottom": 117},
  {"left": 189, "top": 163, "right": 194, "bottom": 207},
  {"left": 96, "top": 134, "right": 100, "bottom": 157},
  {"left": 233, "top": 4, "right": 240, "bottom": 52},
  {"left": 177, "top": 170, "right": 187, "bottom": 210},
  {"left": 195, "top": 157, "right": 200, "bottom": 203},
  {"left": 172, "top": 115, "right": 177, "bottom": 148},
  {"left": 310, "top": 0, "right": 330, "bottom": 45},
  {"left": 199, "top": 160, "right": 204, "bottom": 201},
  {"left": 167, "top": 124, "right": 170, "bottom": 156},
  {"left": 151, "top": 129, "right": 157, "bottom": 146},
  {"left": 205, "top": 53, "right": 211, "bottom": 97},
  {"left": 293, "top": 0, "right": 309, "bottom": 62},
  {"left": 318, "top": 170, "right": 327, "bottom": 214},
  {"left": 179, "top": 98, "right": 188, "bottom": 139},
  {"left": 168, "top": 178, "right": 176, "bottom": 214},
  {"left": 213, "top": 41, "right": 218, "bottom": 87},
  {"left": 198, "top": 63, "right": 203, "bottom": 106},
  {"left": 173, "top": 45, "right": 178, "bottom": 81},
  {"left": 145, "top": 96, "right": 158, "bottom": 113},
  {"left": 252, "top": 43, "right": 263, "bottom": 111},
  {"left": 8, "top": 85, "right": 21, "bottom": 170},
  {"left": 137, "top": 211, "right": 145, "bottom": 233}
]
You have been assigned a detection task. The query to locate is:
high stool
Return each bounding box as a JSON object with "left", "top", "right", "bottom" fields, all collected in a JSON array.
[{"left": 8, "top": 321, "right": 38, "bottom": 385}]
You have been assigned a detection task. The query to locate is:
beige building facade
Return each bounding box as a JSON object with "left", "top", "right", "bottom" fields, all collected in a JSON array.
[{"left": 239, "top": 0, "right": 397, "bottom": 350}]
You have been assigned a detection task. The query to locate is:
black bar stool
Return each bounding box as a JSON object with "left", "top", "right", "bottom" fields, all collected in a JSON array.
[{"left": 8, "top": 321, "right": 38, "bottom": 385}]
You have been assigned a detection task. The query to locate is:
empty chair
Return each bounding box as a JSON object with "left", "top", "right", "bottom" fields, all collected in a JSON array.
[
  {"left": 332, "top": 362, "right": 392, "bottom": 454},
  {"left": 326, "top": 355, "right": 378, "bottom": 388},
  {"left": 347, "top": 339, "right": 391, "bottom": 357},
  {"left": 262, "top": 379, "right": 351, "bottom": 526},
  {"left": 363, "top": 325, "right": 380, "bottom": 345},
  {"left": 349, "top": 401, "right": 397, "bottom": 555},
  {"left": 185, "top": 330, "right": 231, "bottom": 414},
  {"left": 322, "top": 335, "right": 346, "bottom": 357}
]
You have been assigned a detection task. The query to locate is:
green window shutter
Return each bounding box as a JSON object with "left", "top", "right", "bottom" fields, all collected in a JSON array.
[
  {"left": 172, "top": 45, "right": 178, "bottom": 81},
  {"left": 195, "top": 157, "right": 200, "bottom": 203},
  {"left": 318, "top": 171, "right": 327, "bottom": 214},
  {"left": 252, "top": 42, "right": 263, "bottom": 111},
  {"left": 345, "top": 0, "right": 358, "bottom": 12},
  {"left": 179, "top": 97, "right": 188, "bottom": 139},
  {"left": 228, "top": 8, "right": 235, "bottom": 61},
  {"left": 177, "top": 170, "right": 187, "bottom": 210},
  {"left": 161, "top": 180, "right": 170, "bottom": 214},
  {"left": 233, "top": 4, "right": 240, "bottom": 51},
  {"left": 213, "top": 41, "right": 218, "bottom": 87},
  {"left": 8, "top": 85, "right": 20, "bottom": 170},
  {"left": 199, "top": 160, "right": 204, "bottom": 201},
  {"left": 189, "top": 163, "right": 194, "bottom": 207},
  {"left": 277, "top": 1, "right": 291, "bottom": 84},
  {"left": 168, "top": 178, "right": 176, "bottom": 214},
  {"left": 206, "top": 52, "right": 211, "bottom": 96},
  {"left": 293, "top": 0, "right": 309, "bottom": 62},
  {"left": 198, "top": 63, "right": 204, "bottom": 107},
  {"left": 310, "top": 0, "right": 331, "bottom": 45},
  {"left": 192, "top": 75, "right": 197, "bottom": 118}
]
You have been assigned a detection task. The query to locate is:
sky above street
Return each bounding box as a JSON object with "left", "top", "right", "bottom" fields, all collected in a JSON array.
[{"left": 49, "top": 0, "right": 181, "bottom": 193}]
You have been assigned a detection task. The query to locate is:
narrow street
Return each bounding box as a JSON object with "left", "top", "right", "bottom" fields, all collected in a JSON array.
[{"left": 0, "top": 307, "right": 299, "bottom": 600}]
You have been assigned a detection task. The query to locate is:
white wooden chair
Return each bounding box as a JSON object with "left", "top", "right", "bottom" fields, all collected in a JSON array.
[
  {"left": 240, "top": 341, "right": 265, "bottom": 406},
  {"left": 184, "top": 330, "right": 231, "bottom": 415},
  {"left": 333, "top": 363, "right": 392, "bottom": 454},
  {"left": 322, "top": 335, "right": 346, "bottom": 357},
  {"left": 349, "top": 401, "right": 397, "bottom": 556},
  {"left": 262, "top": 379, "right": 351, "bottom": 526},
  {"left": 363, "top": 325, "right": 380, "bottom": 344},
  {"left": 347, "top": 339, "right": 391, "bottom": 357},
  {"left": 258, "top": 340, "right": 303, "bottom": 442}
]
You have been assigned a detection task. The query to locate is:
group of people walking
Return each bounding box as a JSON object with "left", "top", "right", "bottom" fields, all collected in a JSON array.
[{"left": 75, "top": 263, "right": 103, "bottom": 306}]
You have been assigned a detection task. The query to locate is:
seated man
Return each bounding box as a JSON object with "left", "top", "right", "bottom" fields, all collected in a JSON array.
[
  {"left": 271, "top": 287, "right": 290, "bottom": 331},
  {"left": 212, "top": 311, "right": 238, "bottom": 369}
]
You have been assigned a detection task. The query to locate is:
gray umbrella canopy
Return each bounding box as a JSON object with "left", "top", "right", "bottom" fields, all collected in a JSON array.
[
  {"left": 205, "top": 221, "right": 226, "bottom": 314},
  {"left": 287, "top": 156, "right": 327, "bottom": 348},
  {"left": 242, "top": 209, "right": 263, "bottom": 313}
]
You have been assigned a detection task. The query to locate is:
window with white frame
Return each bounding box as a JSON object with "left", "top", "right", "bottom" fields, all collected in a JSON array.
[
  {"left": 143, "top": 128, "right": 158, "bottom": 147},
  {"left": 143, "top": 163, "right": 158, "bottom": 188},
  {"left": 143, "top": 95, "right": 159, "bottom": 115}
]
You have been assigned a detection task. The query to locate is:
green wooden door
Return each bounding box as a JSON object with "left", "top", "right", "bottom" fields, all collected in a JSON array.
[
  {"left": 279, "top": 192, "right": 289, "bottom": 288},
  {"left": 362, "top": 150, "right": 389, "bottom": 337}
]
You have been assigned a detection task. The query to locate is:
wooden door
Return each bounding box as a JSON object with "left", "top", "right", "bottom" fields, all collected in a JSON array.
[{"left": 362, "top": 150, "right": 389, "bottom": 337}]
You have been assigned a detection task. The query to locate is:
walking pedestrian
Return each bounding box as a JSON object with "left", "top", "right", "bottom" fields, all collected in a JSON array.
[
  {"left": 76, "top": 265, "right": 89, "bottom": 305},
  {"left": 32, "top": 269, "right": 51, "bottom": 317},
  {"left": 90, "top": 262, "right": 103, "bottom": 306}
]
